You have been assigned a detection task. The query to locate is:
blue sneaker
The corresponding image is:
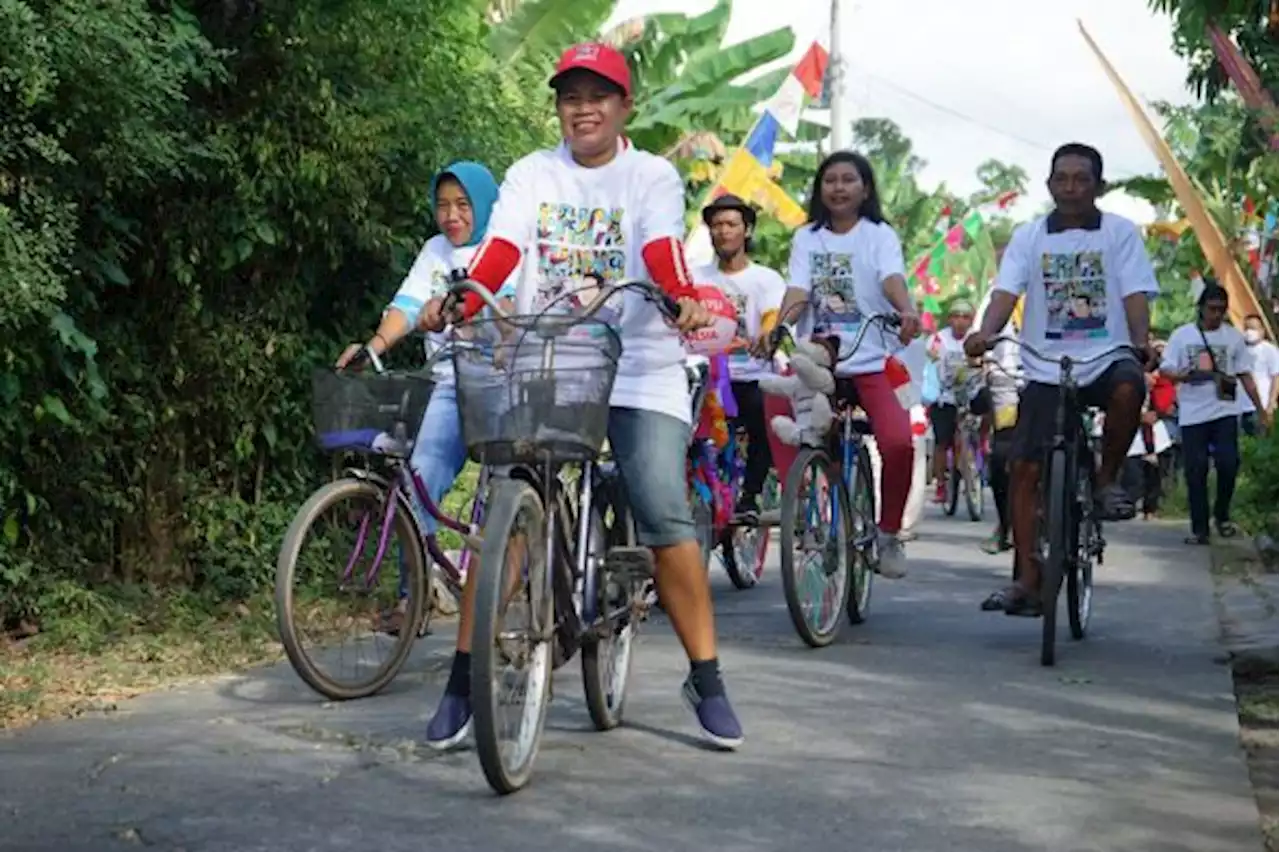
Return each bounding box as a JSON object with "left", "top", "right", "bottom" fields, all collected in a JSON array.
[
  {"left": 425, "top": 693, "right": 472, "bottom": 751},
  {"left": 681, "top": 676, "right": 744, "bottom": 750}
]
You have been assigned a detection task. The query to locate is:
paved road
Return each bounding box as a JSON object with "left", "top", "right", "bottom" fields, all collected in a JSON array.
[{"left": 0, "top": 510, "right": 1262, "bottom": 852}]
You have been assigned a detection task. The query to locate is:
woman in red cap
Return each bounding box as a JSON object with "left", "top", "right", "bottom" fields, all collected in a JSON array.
[{"left": 428, "top": 42, "right": 745, "bottom": 753}]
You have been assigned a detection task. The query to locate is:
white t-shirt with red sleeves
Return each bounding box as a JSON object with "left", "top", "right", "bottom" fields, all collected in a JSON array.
[
  {"left": 786, "top": 219, "right": 907, "bottom": 377},
  {"left": 694, "top": 261, "right": 786, "bottom": 382},
  {"left": 995, "top": 211, "right": 1158, "bottom": 387},
  {"left": 390, "top": 236, "right": 516, "bottom": 384},
  {"left": 485, "top": 140, "right": 692, "bottom": 424}
]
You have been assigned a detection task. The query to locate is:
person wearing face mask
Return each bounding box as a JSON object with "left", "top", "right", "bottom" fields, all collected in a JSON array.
[{"left": 1238, "top": 313, "right": 1278, "bottom": 436}]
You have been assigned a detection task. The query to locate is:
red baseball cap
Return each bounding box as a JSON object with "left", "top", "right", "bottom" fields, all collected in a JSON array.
[{"left": 549, "top": 43, "right": 632, "bottom": 97}]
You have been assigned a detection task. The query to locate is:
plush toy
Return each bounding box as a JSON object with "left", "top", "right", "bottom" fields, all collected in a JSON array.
[{"left": 758, "top": 336, "right": 837, "bottom": 448}]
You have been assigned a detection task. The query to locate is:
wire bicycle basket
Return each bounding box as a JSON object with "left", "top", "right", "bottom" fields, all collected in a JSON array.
[
  {"left": 452, "top": 316, "right": 622, "bottom": 466},
  {"left": 310, "top": 368, "right": 435, "bottom": 456}
]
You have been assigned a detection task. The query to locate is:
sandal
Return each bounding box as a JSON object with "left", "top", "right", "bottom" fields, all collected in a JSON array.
[
  {"left": 1184, "top": 534, "right": 1209, "bottom": 546},
  {"left": 980, "top": 586, "right": 1041, "bottom": 617},
  {"left": 980, "top": 534, "right": 1012, "bottom": 555},
  {"left": 1094, "top": 483, "right": 1136, "bottom": 522},
  {"left": 1216, "top": 521, "right": 1240, "bottom": 538}
]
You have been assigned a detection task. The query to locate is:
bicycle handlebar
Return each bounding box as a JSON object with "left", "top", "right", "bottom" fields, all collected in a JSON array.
[
  {"left": 442, "top": 278, "right": 681, "bottom": 326},
  {"left": 767, "top": 312, "right": 903, "bottom": 362}
]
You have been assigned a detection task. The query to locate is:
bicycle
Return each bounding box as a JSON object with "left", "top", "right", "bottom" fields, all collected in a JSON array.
[
  {"left": 275, "top": 344, "right": 490, "bottom": 700},
  {"left": 444, "top": 277, "right": 683, "bottom": 795},
  {"left": 943, "top": 381, "right": 986, "bottom": 523},
  {"left": 983, "top": 337, "right": 1134, "bottom": 666},
  {"left": 768, "top": 312, "right": 902, "bottom": 647},
  {"left": 684, "top": 356, "right": 777, "bottom": 591}
]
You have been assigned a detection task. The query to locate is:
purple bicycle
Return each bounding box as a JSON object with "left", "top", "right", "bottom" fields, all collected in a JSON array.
[{"left": 274, "top": 345, "right": 489, "bottom": 701}]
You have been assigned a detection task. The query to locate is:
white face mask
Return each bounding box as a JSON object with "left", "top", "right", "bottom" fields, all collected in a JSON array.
[{"left": 1245, "top": 329, "right": 1263, "bottom": 345}]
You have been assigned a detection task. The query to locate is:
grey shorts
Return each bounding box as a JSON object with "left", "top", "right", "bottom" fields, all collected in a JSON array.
[{"left": 607, "top": 407, "right": 695, "bottom": 547}]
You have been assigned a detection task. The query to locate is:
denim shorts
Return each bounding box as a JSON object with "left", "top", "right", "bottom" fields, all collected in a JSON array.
[{"left": 607, "top": 407, "right": 695, "bottom": 547}]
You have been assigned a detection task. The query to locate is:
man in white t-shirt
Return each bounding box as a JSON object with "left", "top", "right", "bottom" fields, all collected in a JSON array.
[
  {"left": 695, "top": 194, "right": 786, "bottom": 520},
  {"left": 1161, "top": 283, "right": 1267, "bottom": 544},
  {"left": 1238, "top": 313, "right": 1279, "bottom": 436},
  {"left": 926, "top": 299, "right": 990, "bottom": 504},
  {"left": 966, "top": 143, "right": 1158, "bottom": 617},
  {"left": 429, "top": 43, "right": 743, "bottom": 751}
]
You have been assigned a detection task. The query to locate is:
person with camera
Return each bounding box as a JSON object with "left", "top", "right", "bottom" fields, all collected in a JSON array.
[{"left": 1160, "top": 282, "right": 1269, "bottom": 545}]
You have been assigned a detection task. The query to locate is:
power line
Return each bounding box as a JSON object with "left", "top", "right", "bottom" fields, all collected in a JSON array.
[{"left": 850, "top": 66, "right": 1057, "bottom": 154}]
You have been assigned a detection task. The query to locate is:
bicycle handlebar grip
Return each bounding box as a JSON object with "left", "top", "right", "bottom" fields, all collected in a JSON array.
[{"left": 883, "top": 314, "right": 903, "bottom": 329}]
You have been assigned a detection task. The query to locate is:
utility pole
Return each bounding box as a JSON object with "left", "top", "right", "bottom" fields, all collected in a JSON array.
[{"left": 828, "top": 0, "right": 848, "bottom": 151}]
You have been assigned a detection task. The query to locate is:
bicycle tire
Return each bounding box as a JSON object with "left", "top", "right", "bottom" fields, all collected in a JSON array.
[
  {"left": 846, "top": 443, "right": 877, "bottom": 625},
  {"left": 944, "top": 457, "right": 960, "bottom": 517},
  {"left": 1067, "top": 463, "right": 1094, "bottom": 640},
  {"left": 471, "top": 479, "right": 553, "bottom": 795},
  {"left": 779, "top": 448, "right": 853, "bottom": 648},
  {"left": 1041, "top": 449, "right": 1069, "bottom": 667},
  {"left": 581, "top": 487, "right": 638, "bottom": 731},
  {"left": 962, "top": 439, "right": 984, "bottom": 523},
  {"left": 274, "top": 478, "right": 426, "bottom": 701}
]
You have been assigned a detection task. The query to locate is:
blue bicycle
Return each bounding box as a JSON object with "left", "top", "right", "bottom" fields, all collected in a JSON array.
[{"left": 768, "top": 313, "right": 901, "bottom": 647}]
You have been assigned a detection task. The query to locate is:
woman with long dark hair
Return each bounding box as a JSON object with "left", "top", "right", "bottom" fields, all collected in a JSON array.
[{"left": 773, "top": 150, "right": 922, "bottom": 579}]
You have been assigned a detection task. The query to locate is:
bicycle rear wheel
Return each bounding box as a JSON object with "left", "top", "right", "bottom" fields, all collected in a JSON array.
[
  {"left": 779, "top": 448, "right": 852, "bottom": 647},
  {"left": 1040, "top": 449, "right": 1070, "bottom": 667},
  {"left": 471, "top": 479, "right": 553, "bottom": 795},
  {"left": 275, "top": 478, "right": 426, "bottom": 701}
]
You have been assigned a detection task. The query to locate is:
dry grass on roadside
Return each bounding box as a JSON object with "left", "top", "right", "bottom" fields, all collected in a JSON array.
[{"left": 0, "top": 597, "right": 282, "bottom": 731}]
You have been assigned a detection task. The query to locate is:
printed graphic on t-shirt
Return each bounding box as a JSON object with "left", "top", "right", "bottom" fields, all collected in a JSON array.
[
  {"left": 1041, "top": 250, "right": 1107, "bottom": 341},
  {"left": 720, "top": 284, "right": 750, "bottom": 365},
  {"left": 809, "top": 251, "right": 862, "bottom": 331},
  {"left": 533, "top": 202, "right": 625, "bottom": 331},
  {"left": 1186, "top": 343, "right": 1229, "bottom": 374}
]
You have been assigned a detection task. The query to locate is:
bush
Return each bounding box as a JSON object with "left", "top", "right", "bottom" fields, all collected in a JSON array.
[{"left": 0, "top": 0, "right": 552, "bottom": 633}]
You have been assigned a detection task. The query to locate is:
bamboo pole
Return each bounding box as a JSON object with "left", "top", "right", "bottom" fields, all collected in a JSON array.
[{"left": 1077, "top": 19, "right": 1273, "bottom": 340}]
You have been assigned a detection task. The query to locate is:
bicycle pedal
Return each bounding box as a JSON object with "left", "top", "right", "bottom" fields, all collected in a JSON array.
[{"left": 605, "top": 547, "right": 655, "bottom": 581}]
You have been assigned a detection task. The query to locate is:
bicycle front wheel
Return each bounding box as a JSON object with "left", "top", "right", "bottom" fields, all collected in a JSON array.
[
  {"left": 1040, "top": 449, "right": 1070, "bottom": 667},
  {"left": 779, "top": 448, "right": 852, "bottom": 647},
  {"left": 961, "top": 439, "right": 985, "bottom": 522},
  {"left": 581, "top": 487, "right": 639, "bottom": 732},
  {"left": 275, "top": 478, "right": 426, "bottom": 701},
  {"left": 471, "top": 479, "right": 553, "bottom": 795},
  {"left": 846, "top": 444, "right": 877, "bottom": 625}
]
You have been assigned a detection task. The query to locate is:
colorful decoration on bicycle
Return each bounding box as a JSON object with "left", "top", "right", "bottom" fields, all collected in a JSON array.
[
  {"left": 758, "top": 338, "right": 836, "bottom": 448},
  {"left": 694, "top": 355, "right": 737, "bottom": 448},
  {"left": 684, "top": 284, "right": 740, "bottom": 356}
]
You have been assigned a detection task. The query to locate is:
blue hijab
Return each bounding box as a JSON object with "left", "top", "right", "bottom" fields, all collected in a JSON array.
[{"left": 430, "top": 161, "right": 498, "bottom": 248}]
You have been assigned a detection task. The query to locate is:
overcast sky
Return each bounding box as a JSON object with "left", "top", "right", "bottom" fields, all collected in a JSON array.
[{"left": 605, "top": 0, "right": 1197, "bottom": 223}]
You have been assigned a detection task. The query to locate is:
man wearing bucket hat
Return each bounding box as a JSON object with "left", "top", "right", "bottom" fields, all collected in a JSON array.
[
  {"left": 436, "top": 42, "right": 744, "bottom": 751},
  {"left": 926, "top": 295, "right": 991, "bottom": 504},
  {"left": 695, "top": 193, "right": 785, "bottom": 522}
]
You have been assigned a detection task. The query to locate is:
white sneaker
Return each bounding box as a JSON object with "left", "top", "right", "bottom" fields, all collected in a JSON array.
[{"left": 877, "top": 532, "right": 908, "bottom": 579}]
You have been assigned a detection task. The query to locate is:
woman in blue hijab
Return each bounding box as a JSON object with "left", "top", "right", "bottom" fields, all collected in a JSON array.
[{"left": 336, "top": 160, "right": 510, "bottom": 634}]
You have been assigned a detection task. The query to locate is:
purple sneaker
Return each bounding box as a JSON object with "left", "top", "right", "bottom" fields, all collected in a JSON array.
[
  {"left": 425, "top": 693, "right": 472, "bottom": 751},
  {"left": 681, "top": 676, "right": 744, "bottom": 750}
]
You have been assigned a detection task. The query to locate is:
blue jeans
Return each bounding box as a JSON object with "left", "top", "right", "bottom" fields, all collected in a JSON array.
[
  {"left": 399, "top": 383, "right": 468, "bottom": 599},
  {"left": 607, "top": 407, "right": 696, "bottom": 547}
]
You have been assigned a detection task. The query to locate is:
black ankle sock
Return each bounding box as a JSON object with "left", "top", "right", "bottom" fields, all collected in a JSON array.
[
  {"left": 689, "top": 658, "right": 724, "bottom": 698},
  {"left": 445, "top": 651, "right": 471, "bottom": 698}
]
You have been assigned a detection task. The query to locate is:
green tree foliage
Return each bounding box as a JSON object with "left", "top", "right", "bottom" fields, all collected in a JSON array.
[
  {"left": 1148, "top": 0, "right": 1278, "bottom": 102},
  {"left": 0, "top": 0, "right": 551, "bottom": 627}
]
